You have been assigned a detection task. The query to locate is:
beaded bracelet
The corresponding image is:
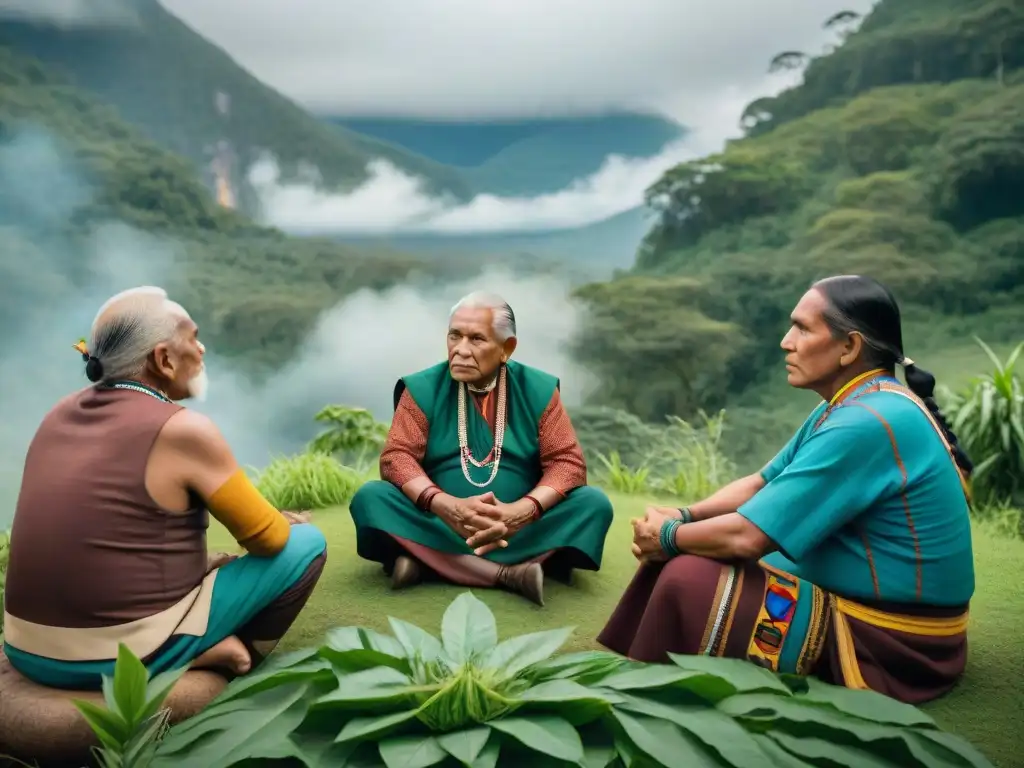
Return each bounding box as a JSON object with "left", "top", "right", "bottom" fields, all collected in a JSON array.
[{"left": 659, "top": 518, "right": 683, "bottom": 557}]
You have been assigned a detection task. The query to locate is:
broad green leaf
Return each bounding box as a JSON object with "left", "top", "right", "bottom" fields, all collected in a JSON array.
[
  {"left": 599, "top": 664, "right": 703, "bottom": 692},
  {"left": 71, "top": 699, "right": 130, "bottom": 751},
  {"left": 666, "top": 653, "right": 793, "bottom": 697},
  {"left": 777, "top": 673, "right": 809, "bottom": 694},
  {"left": 582, "top": 743, "right": 617, "bottom": 768},
  {"left": 471, "top": 735, "right": 501, "bottom": 768},
  {"left": 436, "top": 726, "right": 491, "bottom": 764},
  {"left": 911, "top": 730, "right": 996, "bottom": 768},
  {"left": 578, "top": 725, "right": 618, "bottom": 768},
  {"left": 216, "top": 658, "right": 333, "bottom": 703},
  {"left": 771, "top": 731, "right": 898, "bottom": 766},
  {"left": 389, "top": 617, "right": 446, "bottom": 664},
  {"left": 101, "top": 675, "right": 121, "bottom": 720},
  {"left": 481, "top": 627, "right": 573, "bottom": 676},
  {"left": 613, "top": 732, "right": 641, "bottom": 767},
  {"left": 611, "top": 710, "right": 720, "bottom": 768},
  {"left": 268, "top": 646, "right": 322, "bottom": 668},
  {"left": 154, "top": 682, "right": 309, "bottom": 763},
  {"left": 523, "top": 650, "right": 631, "bottom": 684},
  {"left": 162, "top": 695, "right": 309, "bottom": 768},
  {"left": 137, "top": 665, "right": 190, "bottom": 723},
  {"left": 519, "top": 679, "right": 623, "bottom": 705},
  {"left": 489, "top": 715, "right": 583, "bottom": 763},
  {"left": 359, "top": 627, "right": 408, "bottom": 658},
  {"left": 719, "top": 692, "right": 952, "bottom": 765},
  {"left": 288, "top": 730, "right": 361, "bottom": 767},
  {"left": 441, "top": 592, "right": 498, "bottom": 663},
  {"left": 515, "top": 679, "right": 621, "bottom": 724},
  {"left": 316, "top": 665, "right": 416, "bottom": 707},
  {"left": 154, "top": 696, "right": 260, "bottom": 740},
  {"left": 797, "top": 677, "right": 937, "bottom": 728},
  {"left": 378, "top": 734, "right": 448, "bottom": 768},
  {"left": 324, "top": 626, "right": 409, "bottom": 671},
  {"left": 749, "top": 733, "right": 820, "bottom": 767},
  {"left": 617, "top": 691, "right": 767, "bottom": 766},
  {"left": 336, "top": 709, "right": 418, "bottom": 743},
  {"left": 112, "top": 643, "right": 149, "bottom": 725}
]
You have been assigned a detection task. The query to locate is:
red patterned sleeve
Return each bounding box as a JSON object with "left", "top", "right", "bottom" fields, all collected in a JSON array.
[
  {"left": 537, "top": 388, "right": 587, "bottom": 495},
  {"left": 379, "top": 390, "right": 430, "bottom": 487}
]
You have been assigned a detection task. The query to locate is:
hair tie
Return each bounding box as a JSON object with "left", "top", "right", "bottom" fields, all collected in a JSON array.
[
  {"left": 899, "top": 356, "right": 915, "bottom": 367},
  {"left": 73, "top": 339, "right": 89, "bottom": 361}
]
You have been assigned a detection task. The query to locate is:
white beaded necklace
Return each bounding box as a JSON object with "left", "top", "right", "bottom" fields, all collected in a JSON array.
[
  {"left": 107, "top": 380, "right": 172, "bottom": 403},
  {"left": 457, "top": 365, "right": 507, "bottom": 488}
]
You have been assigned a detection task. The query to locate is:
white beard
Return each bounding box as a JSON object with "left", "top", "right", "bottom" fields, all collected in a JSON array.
[{"left": 187, "top": 366, "right": 209, "bottom": 402}]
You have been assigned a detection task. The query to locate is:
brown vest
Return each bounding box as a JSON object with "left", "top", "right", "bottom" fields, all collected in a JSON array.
[{"left": 5, "top": 385, "right": 208, "bottom": 629}]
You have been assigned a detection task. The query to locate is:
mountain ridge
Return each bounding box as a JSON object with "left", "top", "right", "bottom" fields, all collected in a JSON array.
[{"left": 0, "top": 0, "right": 474, "bottom": 205}]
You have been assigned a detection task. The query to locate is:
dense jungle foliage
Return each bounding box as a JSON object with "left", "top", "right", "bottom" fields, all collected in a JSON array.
[
  {"left": 570, "top": 0, "right": 1024, "bottom": 468},
  {"left": 0, "top": 0, "right": 1020, "bottom": 473},
  {"left": 0, "top": 0, "right": 470, "bottom": 201},
  {"left": 0, "top": 45, "right": 476, "bottom": 371}
]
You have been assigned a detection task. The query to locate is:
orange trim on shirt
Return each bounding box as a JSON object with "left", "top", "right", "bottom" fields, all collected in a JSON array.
[{"left": 207, "top": 469, "right": 290, "bottom": 556}]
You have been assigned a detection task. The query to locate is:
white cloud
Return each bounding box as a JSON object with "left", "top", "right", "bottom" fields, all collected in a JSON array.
[
  {"left": 249, "top": 73, "right": 796, "bottom": 235},
  {"left": 251, "top": 137, "right": 686, "bottom": 235},
  {"left": 0, "top": 0, "right": 138, "bottom": 27},
  {"left": 198, "top": 267, "right": 595, "bottom": 470},
  {"left": 162, "top": 0, "right": 875, "bottom": 235},
  {"left": 160, "top": 0, "right": 877, "bottom": 121},
  {"left": 0, "top": 129, "right": 592, "bottom": 525}
]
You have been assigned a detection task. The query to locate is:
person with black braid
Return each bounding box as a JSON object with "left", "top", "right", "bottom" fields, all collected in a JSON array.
[{"left": 599, "top": 275, "right": 975, "bottom": 705}]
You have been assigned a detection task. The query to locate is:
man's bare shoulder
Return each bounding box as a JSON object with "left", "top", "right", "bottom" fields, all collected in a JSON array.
[{"left": 157, "top": 408, "right": 234, "bottom": 463}]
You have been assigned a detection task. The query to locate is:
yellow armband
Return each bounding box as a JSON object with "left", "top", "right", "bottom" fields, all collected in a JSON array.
[{"left": 207, "top": 469, "right": 290, "bottom": 556}]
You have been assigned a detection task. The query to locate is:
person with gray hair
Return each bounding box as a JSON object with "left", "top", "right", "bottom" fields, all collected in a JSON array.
[
  {"left": 349, "top": 290, "right": 615, "bottom": 606},
  {"left": 3, "top": 286, "right": 327, "bottom": 693}
]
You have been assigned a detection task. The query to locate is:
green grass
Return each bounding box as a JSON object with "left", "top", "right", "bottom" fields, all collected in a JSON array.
[{"left": 208, "top": 492, "right": 1024, "bottom": 767}]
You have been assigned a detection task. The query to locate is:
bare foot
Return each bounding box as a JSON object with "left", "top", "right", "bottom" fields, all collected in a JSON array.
[{"left": 191, "top": 635, "right": 252, "bottom": 675}]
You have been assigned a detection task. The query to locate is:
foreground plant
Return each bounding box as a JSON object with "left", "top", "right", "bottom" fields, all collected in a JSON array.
[
  {"left": 72, "top": 644, "right": 187, "bottom": 768},
  {"left": 128, "top": 593, "right": 993, "bottom": 767}
]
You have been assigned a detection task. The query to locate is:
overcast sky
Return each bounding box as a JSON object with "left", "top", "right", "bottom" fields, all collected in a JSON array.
[{"left": 160, "top": 0, "right": 877, "bottom": 122}]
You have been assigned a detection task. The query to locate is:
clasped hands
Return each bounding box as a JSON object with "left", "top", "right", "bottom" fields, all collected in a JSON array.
[
  {"left": 630, "top": 506, "right": 684, "bottom": 563},
  {"left": 436, "top": 491, "right": 535, "bottom": 556}
]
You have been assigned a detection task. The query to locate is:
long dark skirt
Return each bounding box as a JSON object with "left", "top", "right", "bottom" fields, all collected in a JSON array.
[{"left": 596, "top": 555, "right": 968, "bottom": 705}]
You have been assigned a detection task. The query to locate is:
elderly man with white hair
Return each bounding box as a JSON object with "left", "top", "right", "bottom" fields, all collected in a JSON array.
[
  {"left": 349, "top": 291, "right": 614, "bottom": 605},
  {"left": 2, "top": 286, "right": 327, "bottom": 691}
]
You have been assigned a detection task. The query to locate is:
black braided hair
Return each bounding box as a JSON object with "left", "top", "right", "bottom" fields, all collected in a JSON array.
[
  {"left": 813, "top": 275, "right": 973, "bottom": 477},
  {"left": 902, "top": 362, "right": 974, "bottom": 476}
]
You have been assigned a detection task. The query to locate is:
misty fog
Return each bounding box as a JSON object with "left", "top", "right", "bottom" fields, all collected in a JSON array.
[{"left": 0, "top": 127, "right": 596, "bottom": 527}]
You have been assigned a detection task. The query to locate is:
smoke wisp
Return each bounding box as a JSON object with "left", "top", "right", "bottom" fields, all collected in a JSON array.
[
  {"left": 249, "top": 136, "right": 701, "bottom": 236},
  {"left": 0, "top": 127, "right": 593, "bottom": 527}
]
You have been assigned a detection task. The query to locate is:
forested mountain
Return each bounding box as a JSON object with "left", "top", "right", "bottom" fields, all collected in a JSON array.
[
  {"left": 333, "top": 114, "right": 685, "bottom": 195},
  {"left": 569, "top": 0, "right": 1024, "bottom": 462},
  {"left": 0, "top": 44, "right": 467, "bottom": 371},
  {"left": 2, "top": 0, "right": 1020, "bottom": 447},
  {"left": 0, "top": 0, "right": 472, "bottom": 205}
]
